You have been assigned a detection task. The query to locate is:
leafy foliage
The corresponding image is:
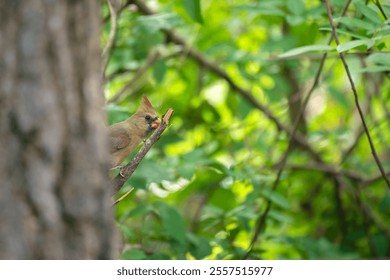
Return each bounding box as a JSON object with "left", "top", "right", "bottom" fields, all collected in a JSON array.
[{"left": 102, "top": 0, "right": 390, "bottom": 260}]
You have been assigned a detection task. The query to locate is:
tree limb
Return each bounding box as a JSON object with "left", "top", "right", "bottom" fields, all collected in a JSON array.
[
  {"left": 102, "top": 0, "right": 118, "bottom": 74},
  {"left": 107, "top": 50, "right": 160, "bottom": 104},
  {"left": 112, "top": 187, "right": 134, "bottom": 206},
  {"left": 286, "top": 163, "right": 363, "bottom": 182},
  {"left": 324, "top": 0, "right": 390, "bottom": 189},
  {"left": 130, "top": 0, "right": 322, "bottom": 163},
  {"left": 243, "top": 0, "right": 353, "bottom": 258},
  {"left": 110, "top": 108, "right": 174, "bottom": 193}
]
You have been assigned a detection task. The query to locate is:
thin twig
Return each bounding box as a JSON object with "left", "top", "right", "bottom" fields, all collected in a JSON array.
[
  {"left": 340, "top": 58, "right": 377, "bottom": 164},
  {"left": 243, "top": 0, "right": 354, "bottom": 259},
  {"left": 268, "top": 51, "right": 388, "bottom": 61},
  {"left": 130, "top": 0, "right": 323, "bottom": 163},
  {"left": 340, "top": 128, "right": 365, "bottom": 163},
  {"left": 352, "top": 187, "right": 390, "bottom": 240},
  {"left": 364, "top": 170, "right": 390, "bottom": 185},
  {"left": 333, "top": 176, "right": 348, "bottom": 237},
  {"left": 110, "top": 108, "right": 174, "bottom": 192},
  {"left": 106, "top": 49, "right": 183, "bottom": 81},
  {"left": 286, "top": 163, "right": 363, "bottom": 181},
  {"left": 324, "top": 0, "right": 390, "bottom": 189},
  {"left": 103, "top": 0, "right": 131, "bottom": 23},
  {"left": 374, "top": 0, "right": 388, "bottom": 20},
  {"left": 112, "top": 187, "right": 134, "bottom": 206},
  {"left": 107, "top": 50, "right": 160, "bottom": 104},
  {"left": 102, "top": 0, "right": 118, "bottom": 74}
]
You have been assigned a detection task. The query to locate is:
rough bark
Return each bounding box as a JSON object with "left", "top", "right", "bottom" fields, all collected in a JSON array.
[{"left": 0, "top": 0, "right": 115, "bottom": 259}]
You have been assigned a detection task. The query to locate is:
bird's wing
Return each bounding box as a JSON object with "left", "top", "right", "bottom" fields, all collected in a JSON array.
[{"left": 109, "top": 128, "right": 131, "bottom": 153}]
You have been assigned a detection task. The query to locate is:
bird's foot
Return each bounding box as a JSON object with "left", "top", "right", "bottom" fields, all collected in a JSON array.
[
  {"left": 110, "top": 165, "right": 122, "bottom": 170},
  {"left": 110, "top": 165, "right": 125, "bottom": 177}
]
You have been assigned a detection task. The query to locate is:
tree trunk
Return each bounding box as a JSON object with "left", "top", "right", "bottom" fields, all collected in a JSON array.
[{"left": 0, "top": 0, "right": 115, "bottom": 259}]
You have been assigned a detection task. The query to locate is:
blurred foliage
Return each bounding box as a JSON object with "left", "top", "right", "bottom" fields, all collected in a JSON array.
[{"left": 102, "top": 0, "right": 390, "bottom": 259}]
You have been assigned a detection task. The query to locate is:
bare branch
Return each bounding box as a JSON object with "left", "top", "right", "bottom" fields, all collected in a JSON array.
[
  {"left": 374, "top": 0, "right": 388, "bottom": 20},
  {"left": 106, "top": 49, "right": 182, "bottom": 82},
  {"left": 286, "top": 163, "right": 363, "bottom": 182},
  {"left": 130, "top": 0, "right": 322, "bottom": 163},
  {"left": 243, "top": 0, "right": 354, "bottom": 258},
  {"left": 324, "top": 0, "right": 390, "bottom": 189},
  {"left": 110, "top": 108, "right": 174, "bottom": 192},
  {"left": 107, "top": 50, "right": 160, "bottom": 104},
  {"left": 102, "top": 0, "right": 118, "bottom": 74},
  {"left": 352, "top": 188, "right": 390, "bottom": 241},
  {"left": 364, "top": 170, "right": 390, "bottom": 186},
  {"left": 112, "top": 187, "right": 134, "bottom": 206}
]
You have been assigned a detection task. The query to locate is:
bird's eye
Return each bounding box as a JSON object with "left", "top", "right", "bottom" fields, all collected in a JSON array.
[{"left": 145, "top": 115, "right": 151, "bottom": 121}]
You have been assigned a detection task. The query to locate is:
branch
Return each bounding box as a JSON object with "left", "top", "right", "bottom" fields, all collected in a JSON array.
[
  {"left": 103, "top": 0, "right": 131, "bottom": 23},
  {"left": 364, "top": 170, "right": 390, "bottom": 186},
  {"left": 324, "top": 0, "right": 390, "bottom": 189},
  {"left": 352, "top": 188, "right": 390, "bottom": 241},
  {"left": 102, "top": 0, "right": 118, "bottom": 74},
  {"left": 112, "top": 187, "right": 134, "bottom": 206},
  {"left": 286, "top": 163, "right": 364, "bottom": 182},
  {"left": 130, "top": 0, "right": 322, "bottom": 163},
  {"left": 110, "top": 108, "right": 174, "bottom": 192},
  {"left": 374, "top": 0, "right": 388, "bottom": 20},
  {"left": 107, "top": 50, "right": 160, "bottom": 104},
  {"left": 106, "top": 49, "right": 182, "bottom": 84},
  {"left": 243, "top": 0, "right": 354, "bottom": 259}
]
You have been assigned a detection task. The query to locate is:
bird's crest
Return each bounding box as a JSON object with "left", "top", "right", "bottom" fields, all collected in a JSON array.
[{"left": 139, "top": 96, "right": 154, "bottom": 111}]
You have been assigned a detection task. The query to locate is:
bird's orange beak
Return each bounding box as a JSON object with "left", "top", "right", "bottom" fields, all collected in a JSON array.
[{"left": 151, "top": 117, "right": 161, "bottom": 129}]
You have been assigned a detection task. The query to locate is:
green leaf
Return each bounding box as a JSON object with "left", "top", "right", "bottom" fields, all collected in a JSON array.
[
  {"left": 154, "top": 202, "right": 186, "bottom": 245},
  {"left": 383, "top": 6, "right": 390, "bottom": 17},
  {"left": 146, "top": 253, "right": 171, "bottom": 260},
  {"left": 238, "top": 97, "right": 252, "bottom": 119},
  {"left": 287, "top": 0, "right": 305, "bottom": 15},
  {"left": 286, "top": 15, "right": 305, "bottom": 26},
  {"left": 320, "top": 27, "right": 369, "bottom": 40},
  {"left": 334, "top": 17, "right": 377, "bottom": 32},
  {"left": 372, "top": 234, "right": 389, "bottom": 257},
  {"left": 132, "top": 24, "right": 164, "bottom": 60},
  {"left": 289, "top": 237, "right": 358, "bottom": 259},
  {"left": 106, "top": 104, "right": 131, "bottom": 125},
  {"left": 136, "top": 13, "right": 183, "bottom": 32},
  {"left": 357, "top": 65, "right": 390, "bottom": 73},
  {"left": 233, "top": 3, "right": 285, "bottom": 16},
  {"left": 354, "top": 0, "right": 382, "bottom": 24},
  {"left": 328, "top": 86, "right": 351, "bottom": 110},
  {"left": 336, "top": 39, "right": 375, "bottom": 53},
  {"left": 182, "top": 0, "right": 204, "bottom": 24},
  {"left": 367, "top": 53, "right": 390, "bottom": 67},
  {"left": 373, "top": 26, "right": 390, "bottom": 40},
  {"left": 177, "top": 149, "right": 214, "bottom": 179},
  {"left": 129, "top": 158, "right": 174, "bottom": 185},
  {"left": 121, "top": 249, "right": 147, "bottom": 260},
  {"left": 261, "top": 189, "right": 290, "bottom": 209},
  {"left": 187, "top": 233, "right": 212, "bottom": 259},
  {"left": 209, "top": 187, "right": 237, "bottom": 211},
  {"left": 118, "top": 224, "right": 134, "bottom": 239},
  {"left": 268, "top": 210, "right": 292, "bottom": 223},
  {"left": 279, "top": 45, "right": 335, "bottom": 58},
  {"left": 380, "top": 192, "right": 390, "bottom": 213},
  {"left": 153, "top": 59, "right": 167, "bottom": 84}
]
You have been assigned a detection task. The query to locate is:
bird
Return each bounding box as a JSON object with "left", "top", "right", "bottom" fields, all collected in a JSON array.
[{"left": 109, "top": 96, "right": 161, "bottom": 168}]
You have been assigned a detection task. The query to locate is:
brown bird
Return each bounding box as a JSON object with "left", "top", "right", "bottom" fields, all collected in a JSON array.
[{"left": 109, "top": 96, "right": 161, "bottom": 167}]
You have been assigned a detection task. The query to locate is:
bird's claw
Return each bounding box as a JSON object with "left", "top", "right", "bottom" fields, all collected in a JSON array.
[
  {"left": 110, "top": 165, "right": 123, "bottom": 170},
  {"left": 111, "top": 165, "right": 125, "bottom": 177}
]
